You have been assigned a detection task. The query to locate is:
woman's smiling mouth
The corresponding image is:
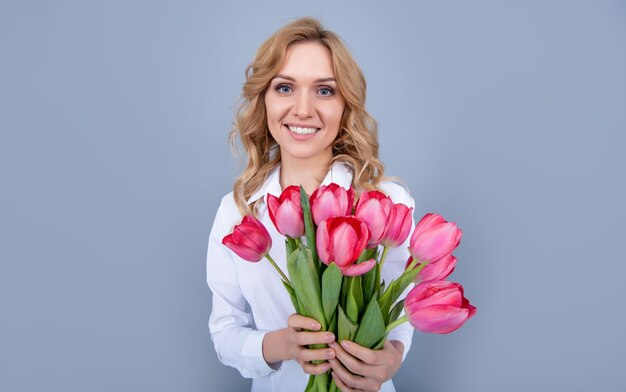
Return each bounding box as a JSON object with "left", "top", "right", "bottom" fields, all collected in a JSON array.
[{"left": 284, "top": 124, "right": 321, "bottom": 135}]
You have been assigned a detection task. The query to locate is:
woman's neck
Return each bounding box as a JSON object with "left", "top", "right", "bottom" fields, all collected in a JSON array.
[{"left": 279, "top": 153, "right": 333, "bottom": 195}]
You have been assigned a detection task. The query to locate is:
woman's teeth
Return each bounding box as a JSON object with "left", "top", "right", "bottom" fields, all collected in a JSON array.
[{"left": 287, "top": 125, "right": 320, "bottom": 135}]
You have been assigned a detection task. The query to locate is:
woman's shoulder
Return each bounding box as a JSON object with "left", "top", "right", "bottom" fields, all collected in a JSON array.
[
  {"left": 214, "top": 191, "right": 244, "bottom": 229},
  {"left": 377, "top": 179, "right": 415, "bottom": 208}
]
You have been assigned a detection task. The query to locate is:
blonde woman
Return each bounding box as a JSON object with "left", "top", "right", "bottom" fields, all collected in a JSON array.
[{"left": 206, "top": 17, "right": 416, "bottom": 392}]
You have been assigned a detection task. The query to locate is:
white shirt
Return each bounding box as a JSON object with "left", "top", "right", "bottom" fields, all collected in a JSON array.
[{"left": 206, "top": 161, "right": 416, "bottom": 392}]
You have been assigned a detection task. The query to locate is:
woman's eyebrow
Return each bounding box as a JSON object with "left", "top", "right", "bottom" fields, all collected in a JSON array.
[{"left": 273, "top": 74, "right": 337, "bottom": 83}]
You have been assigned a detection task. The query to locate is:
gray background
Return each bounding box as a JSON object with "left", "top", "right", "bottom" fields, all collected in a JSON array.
[{"left": 1, "top": 1, "right": 625, "bottom": 391}]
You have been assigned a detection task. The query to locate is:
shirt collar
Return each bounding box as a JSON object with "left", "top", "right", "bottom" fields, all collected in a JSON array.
[{"left": 246, "top": 161, "right": 354, "bottom": 205}]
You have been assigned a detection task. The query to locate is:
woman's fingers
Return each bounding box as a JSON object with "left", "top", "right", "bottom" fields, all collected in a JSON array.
[
  {"left": 301, "top": 361, "right": 332, "bottom": 375},
  {"left": 288, "top": 313, "right": 321, "bottom": 330},
  {"left": 295, "top": 331, "right": 335, "bottom": 346},
  {"left": 329, "top": 341, "right": 367, "bottom": 375},
  {"left": 331, "top": 371, "right": 358, "bottom": 392},
  {"left": 329, "top": 357, "right": 369, "bottom": 391},
  {"left": 299, "top": 347, "right": 335, "bottom": 362}
]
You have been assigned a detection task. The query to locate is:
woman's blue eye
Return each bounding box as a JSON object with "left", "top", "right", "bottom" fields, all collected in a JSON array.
[
  {"left": 319, "top": 87, "right": 334, "bottom": 96},
  {"left": 276, "top": 85, "right": 292, "bottom": 93}
]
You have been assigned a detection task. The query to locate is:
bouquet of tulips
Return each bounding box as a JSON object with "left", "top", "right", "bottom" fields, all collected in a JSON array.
[{"left": 222, "top": 183, "right": 476, "bottom": 392}]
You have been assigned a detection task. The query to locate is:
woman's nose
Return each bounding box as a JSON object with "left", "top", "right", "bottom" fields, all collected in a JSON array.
[{"left": 294, "top": 91, "right": 313, "bottom": 118}]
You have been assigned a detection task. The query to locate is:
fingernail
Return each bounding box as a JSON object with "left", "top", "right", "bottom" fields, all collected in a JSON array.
[
  {"left": 311, "top": 322, "right": 320, "bottom": 329},
  {"left": 328, "top": 358, "right": 334, "bottom": 364},
  {"left": 326, "top": 333, "right": 335, "bottom": 342},
  {"left": 328, "top": 342, "right": 336, "bottom": 348},
  {"left": 341, "top": 341, "right": 349, "bottom": 349}
]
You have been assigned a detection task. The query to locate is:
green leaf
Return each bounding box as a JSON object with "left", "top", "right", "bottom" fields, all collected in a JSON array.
[
  {"left": 395, "top": 266, "right": 421, "bottom": 298},
  {"left": 281, "top": 280, "right": 300, "bottom": 314},
  {"left": 372, "top": 334, "right": 387, "bottom": 350},
  {"left": 285, "top": 238, "right": 296, "bottom": 258},
  {"left": 388, "top": 298, "right": 405, "bottom": 324},
  {"left": 379, "top": 265, "right": 420, "bottom": 323},
  {"left": 300, "top": 186, "right": 318, "bottom": 266},
  {"left": 375, "top": 261, "right": 382, "bottom": 298},
  {"left": 287, "top": 246, "right": 326, "bottom": 329},
  {"left": 340, "top": 274, "right": 349, "bottom": 307},
  {"left": 328, "top": 307, "right": 337, "bottom": 334},
  {"left": 352, "top": 275, "right": 364, "bottom": 312},
  {"left": 314, "top": 373, "right": 329, "bottom": 392},
  {"left": 322, "top": 263, "right": 342, "bottom": 323},
  {"left": 346, "top": 278, "right": 359, "bottom": 324},
  {"left": 305, "top": 375, "right": 316, "bottom": 392},
  {"left": 337, "top": 304, "right": 358, "bottom": 342},
  {"left": 361, "top": 260, "right": 377, "bottom": 306},
  {"left": 354, "top": 294, "right": 386, "bottom": 349}
]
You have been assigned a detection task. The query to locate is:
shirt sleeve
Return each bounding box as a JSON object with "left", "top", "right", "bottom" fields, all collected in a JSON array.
[
  {"left": 206, "top": 198, "right": 278, "bottom": 378},
  {"left": 380, "top": 187, "right": 416, "bottom": 363}
]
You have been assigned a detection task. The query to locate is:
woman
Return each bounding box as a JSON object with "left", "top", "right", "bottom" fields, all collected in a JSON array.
[{"left": 206, "top": 17, "right": 416, "bottom": 391}]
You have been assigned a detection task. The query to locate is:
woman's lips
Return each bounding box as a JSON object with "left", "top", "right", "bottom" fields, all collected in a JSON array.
[{"left": 284, "top": 124, "right": 320, "bottom": 141}]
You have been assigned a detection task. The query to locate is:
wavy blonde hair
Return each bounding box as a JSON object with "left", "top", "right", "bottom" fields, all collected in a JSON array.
[{"left": 229, "top": 17, "right": 396, "bottom": 217}]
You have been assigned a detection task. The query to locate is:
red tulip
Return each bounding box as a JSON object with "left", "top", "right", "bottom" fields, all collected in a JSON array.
[
  {"left": 267, "top": 186, "right": 305, "bottom": 238},
  {"left": 355, "top": 190, "right": 393, "bottom": 247},
  {"left": 408, "top": 213, "right": 462, "bottom": 263},
  {"left": 316, "top": 216, "right": 374, "bottom": 276},
  {"left": 380, "top": 203, "right": 414, "bottom": 248},
  {"left": 222, "top": 215, "right": 272, "bottom": 262},
  {"left": 310, "top": 183, "right": 354, "bottom": 226},
  {"left": 406, "top": 254, "right": 457, "bottom": 283},
  {"left": 404, "top": 280, "right": 476, "bottom": 334}
]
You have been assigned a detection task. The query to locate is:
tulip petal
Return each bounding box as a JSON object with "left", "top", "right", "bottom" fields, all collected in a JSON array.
[
  {"left": 331, "top": 222, "right": 358, "bottom": 267},
  {"left": 407, "top": 304, "right": 472, "bottom": 334},
  {"left": 417, "top": 254, "right": 457, "bottom": 283},
  {"left": 275, "top": 200, "right": 304, "bottom": 238},
  {"left": 316, "top": 220, "right": 331, "bottom": 264},
  {"left": 340, "top": 258, "right": 376, "bottom": 277},
  {"left": 411, "top": 213, "right": 446, "bottom": 241},
  {"left": 382, "top": 204, "right": 413, "bottom": 248},
  {"left": 410, "top": 222, "right": 461, "bottom": 262}
]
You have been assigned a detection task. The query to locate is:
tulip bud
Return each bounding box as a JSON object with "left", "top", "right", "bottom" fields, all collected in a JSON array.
[
  {"left": 310, "top": 183, "right": 354, "bottom": 226},
  {"left": 404, "top": 280, "right": 476, "bottom": 334},
  {"left": 267, "top": 185, "right": 305, "bottom": 238},
  {"left": 316, "top": 216, "right": 374, "bottom": 276},
  {"left": 380, "top": 203, "right": 414, "bottom": 248},
  {"left": 408, "top": 213, "right": 462, "bottom": 263},
  {"left": 406, "top": 254, "right": 457, "bottom": 283},
  {"left": 222, "top": 215, "right": 272, "bottom": 262},
  {"left": 355, "top": 190, "right": 393, "bottom": 247}
]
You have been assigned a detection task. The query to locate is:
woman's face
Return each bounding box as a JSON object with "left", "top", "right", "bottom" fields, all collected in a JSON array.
[{"left": 264, "top": 41, "right": 346, "bottom": 164}]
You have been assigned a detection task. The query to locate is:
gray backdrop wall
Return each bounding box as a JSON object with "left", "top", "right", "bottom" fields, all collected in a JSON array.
[{"left": 1, "top": 1, "right": 625, "bottom": 391}]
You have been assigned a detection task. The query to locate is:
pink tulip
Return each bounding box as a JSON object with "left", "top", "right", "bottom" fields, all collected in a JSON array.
[
  {"left": 355, "top": 190, "right": 393, "bottom": 247},
  {"left": 316, "top": 216, "right": 375, "bottom": 276},
  {"left": 267, "top": 186, "right": 305, "bottom": 238},
  {"left": 406, "top": 254, "right": 457, "bottom": 283},
  {"left": 310, "top": 183, "right": 354, "bottom": 226},
  {"left": 408, "top": 213, "right": 462, "bottom": 263},
  {"left": 380, "top": 203, "right": 414, "bottom": 248},
  {"left": 222, "top": 215, "right": 272, "bottom": 262},
  {"left": 404, "top": 280, "right": 476, "bottom": 334}
]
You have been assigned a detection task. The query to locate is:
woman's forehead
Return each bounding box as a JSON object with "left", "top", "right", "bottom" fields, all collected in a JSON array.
[{"left": 277, "top": 42, "right": 335, "bottom": 80}]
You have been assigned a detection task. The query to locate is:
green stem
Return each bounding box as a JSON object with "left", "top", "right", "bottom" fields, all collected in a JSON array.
[
  {"left": 386, "top": 314, "right": 408, "bottom": 333},
  {"left": 407, "top": 258, "right": 429, "bottom": 274},
  {"left": 265, "top": 254, "right": 291, "bottom": 286},
  {"left": 378, "top": 246, "right": 390, "bottom": 271}
]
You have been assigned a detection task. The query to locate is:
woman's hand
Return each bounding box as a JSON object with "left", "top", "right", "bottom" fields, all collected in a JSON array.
[
  {"left": 328, "top": 339, "right": 404, "bottom": 392},
  {"left": 262, "top": 313, "right": 336, "bottom": 375}
]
